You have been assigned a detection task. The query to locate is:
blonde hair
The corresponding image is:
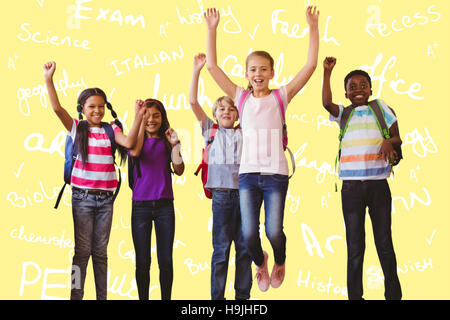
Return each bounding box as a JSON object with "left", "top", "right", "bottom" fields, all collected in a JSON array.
[
  {"left": 212, "top": 96, "right": 237, "bottom": 119},
  {"left": 245, "top": 51, "right": 275, "bottom": 90}
]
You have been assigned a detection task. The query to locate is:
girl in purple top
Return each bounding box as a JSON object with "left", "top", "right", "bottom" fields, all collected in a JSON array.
[{"left": 128, "top": 98, "right": 184, "bottom": 300}]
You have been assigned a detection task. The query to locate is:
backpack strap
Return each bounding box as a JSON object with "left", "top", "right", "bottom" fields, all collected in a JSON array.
[
  {"left": 194, "top": 123, "right": 219, "bottom": 176},
  {"left": 102, "top": 122, "right": 117, "bottom": 161},
  {"left": 368, "top": 99, "right": 401, "bottom": 168},
  {"left": 368, "top": 100, "right": 390, "bottom": 139},
  {"left": 273, "top": 89, "right": 296, "bottom": 179},
  {"left": 207, "top": 123, "right": 219, "bottom": 146},
  {"left": 339, "top": 105, "right": 356, "bottom": 133},
  {"left": 238, "top": 90, "right": 251, "bottom": 121},
  {"left": 102, "top": 122, "right": 121, "bottom": 202},
  {"left": 272, "top": 89, "right": 285, "bottom": 122},
  {"left": 55, "top": 120, "right": 84, "bottom": 209}
]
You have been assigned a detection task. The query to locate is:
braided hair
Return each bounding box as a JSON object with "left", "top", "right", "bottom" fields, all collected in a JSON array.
[{"left": 76, "top": 88, "right": 127, "bottom": 166}]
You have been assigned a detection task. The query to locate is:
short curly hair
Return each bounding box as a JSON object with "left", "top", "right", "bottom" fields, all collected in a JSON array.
[{"left": 344, "top": 70, "right": 372, "bottom": 91}]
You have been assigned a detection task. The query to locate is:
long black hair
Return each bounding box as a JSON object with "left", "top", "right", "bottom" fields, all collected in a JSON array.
[
  {"left": 76, "top": 88, "right": 127, "bottom": 166},
  {"left": 143, "top": 98, "right": 173, "bottom": 156}
]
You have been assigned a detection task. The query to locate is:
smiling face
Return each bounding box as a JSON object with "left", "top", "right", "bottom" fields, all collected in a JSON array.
[
  {"left": 82, "top": 95, "right": 105, "bottom": 127},
  {"left": 245, "top": 55, "right": 274, "bottom": 92},
  {"left": 144, "top": 106, "right": 163, "bottom": 137},
  {"left": 213, "top": 99, "right": 239, "bottom": 129},
  {"left": 345, "top": 75, "right": 373, "bottom": 106}
]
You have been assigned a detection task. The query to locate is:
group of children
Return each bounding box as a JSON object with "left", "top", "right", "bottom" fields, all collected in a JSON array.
[{"left": 44, "top": 6, "right": 403, "bottom": 301}]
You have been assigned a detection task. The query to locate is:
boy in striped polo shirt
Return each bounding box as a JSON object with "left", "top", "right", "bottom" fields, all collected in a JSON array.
[{"left": 321, "top": 57, "right": 402, "bottom": 300}]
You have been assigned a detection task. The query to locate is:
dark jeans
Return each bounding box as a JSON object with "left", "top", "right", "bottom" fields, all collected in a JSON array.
[
  {"left": 131, "top": 199, "right": 175, "bottom": 300},
  {"left": 211, "top": 189, "right": 252, "bottom": 300},
  {"left": 71, "top": 189, "right": 114, "bottom": 300},
  {"left": 341, "top": 179, "right": 402, "bottom": 300},
  {"left": 238, "top": 173, "right": 289, "bottom": 267}
]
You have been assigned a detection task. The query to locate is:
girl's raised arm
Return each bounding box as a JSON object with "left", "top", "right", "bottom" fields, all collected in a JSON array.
[
  {"left": 44, "top": 61, "right": 73, "bottom": 131},
  {"left": 189, "top": 53, "right": 208, "bottom": 127},
  {"left": 204, "top": 8, "right": 237, "bottom": 98},
  {"left": 128, "top": 107, "right": 148, "bottom": 157},
  {"left": 166, "top": 128, "right": 185, "bottom": 176},
  {"left": 286, "top": 6, "right": 320, "bottom": 103},
  {"left": 114, "top": 100, "right": 146, "bottom": 149}
]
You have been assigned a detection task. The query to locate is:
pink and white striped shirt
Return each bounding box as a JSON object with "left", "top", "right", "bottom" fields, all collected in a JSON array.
[{"left": 69, "top": 119, "right": 122, "bottom": 191}]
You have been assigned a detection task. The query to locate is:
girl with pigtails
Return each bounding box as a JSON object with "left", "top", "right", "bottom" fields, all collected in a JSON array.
[{"left": 43, "top": 61, "right": 145, "bottom": 300}]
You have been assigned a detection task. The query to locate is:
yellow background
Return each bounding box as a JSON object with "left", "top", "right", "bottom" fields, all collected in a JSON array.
[{"left": 1, "top": 0, "right": 449, "bottom": 300}]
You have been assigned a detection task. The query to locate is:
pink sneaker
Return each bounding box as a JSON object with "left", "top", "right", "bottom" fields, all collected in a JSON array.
[
  {"left": 270, "top": 262, "right": 285, "bottom": 288},
  {"left": 255, "top": 251, "right": 269, "bottom": 292}
]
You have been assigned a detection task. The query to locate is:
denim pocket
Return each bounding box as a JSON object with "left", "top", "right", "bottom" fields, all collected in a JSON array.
[
  {"left": 154, "top": 203, "right": 175, "bottom": 218},
  {"left": 101, "top": 194, "right": 114, "bottom": 205},
  {"left": 238, "top": 173, "right": 250, "bottom": 182},
  {"left": 341, "top": 181, "right": 354, "bottom": 193},
  {"left": 72, "top": 189, "right": 87, "bottom": 201},
  {"left": 271, "top": 174, "right": 289, "bottom": 183},
  {"left": 212, "top": 190, "right": 229, "bottom": 206}
]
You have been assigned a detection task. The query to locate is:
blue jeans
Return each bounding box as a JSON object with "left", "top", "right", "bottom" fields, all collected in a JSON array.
[
  {"left": 71, "top": 188, "right": 114, "bottom": 300},
  {"left": 341, "top": 179, "right": 402, "bottom": 300},
  {"left": 211, "top": 189, "right": 252, "bottom": 300},
  {"left": 238, "top": 173, "right": 289, "bottom": 267},
  {"left": 131, "top": 199, "right": 175, "bottom": 300}
]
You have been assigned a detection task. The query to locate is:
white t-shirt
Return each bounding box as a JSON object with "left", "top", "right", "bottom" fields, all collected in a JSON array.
[{"left": 234, "top": 86, "right": 289, "bottom": 175}]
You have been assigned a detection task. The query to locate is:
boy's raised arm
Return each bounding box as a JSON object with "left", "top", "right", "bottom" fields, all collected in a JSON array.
[
  {"left": 204, "top": 8, "right": 237, "bottom": 98},
  {"left": 286, "top": 6, "right": 319, "bottom": 102},
  {"left": 189, "top": 53, "right": 208, "bottom": 127},
  {"left": 322, "top": 57, "right": 340, "bottom": 118}
]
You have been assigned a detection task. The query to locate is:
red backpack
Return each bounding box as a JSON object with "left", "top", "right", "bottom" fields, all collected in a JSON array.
[{"left": 194, "top": 123, "right": 240, "bottom": 199}]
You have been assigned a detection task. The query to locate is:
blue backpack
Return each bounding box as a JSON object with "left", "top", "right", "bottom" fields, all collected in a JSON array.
[{"left": 54, "top": 121, "right": 121, "bottom": 209}]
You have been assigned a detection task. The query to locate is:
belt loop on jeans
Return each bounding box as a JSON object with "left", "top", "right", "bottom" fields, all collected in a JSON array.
[{"left": 73, "top": 187, "right": 113, "bottom": 197}]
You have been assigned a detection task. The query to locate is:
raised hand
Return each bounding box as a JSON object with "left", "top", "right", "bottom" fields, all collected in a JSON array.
[
  {"left": 43, "top": 61, "right": 56, "bottom": 80},
  {"left": 323, "top": 56, "right": 337, "bottom": 72},
  {"left": 135, "top": 99, "right": 146, "bottom": 118},
  {"left": 204, "top": 8, "right": 220, "bottom": 30},
  {"left": 165, "top": 128, "right": 180, "bottom": 147},
  {"left": 193, "top": 53, "right": 206, "bottom": 73},
  {"left": 306, "top": 5, "right": 319, "bottom": 28}
]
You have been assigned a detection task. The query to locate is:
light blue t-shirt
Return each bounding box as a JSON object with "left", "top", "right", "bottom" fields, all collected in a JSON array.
[{"left": 201, "top": 117, "right": 242, "bottom": 190}]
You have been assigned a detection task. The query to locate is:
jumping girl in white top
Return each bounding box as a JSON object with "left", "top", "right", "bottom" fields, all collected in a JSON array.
[{"left": 204, "top": 6, "right": 319, "bottom": 292}]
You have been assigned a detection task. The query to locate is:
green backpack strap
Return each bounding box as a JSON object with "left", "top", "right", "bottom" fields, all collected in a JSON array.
[
  {"left": 368, "top": 99, "right": 401, "bottom": 169},
  {"left": 368, "top": 100, "right": 390, "bottom": 139}
]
